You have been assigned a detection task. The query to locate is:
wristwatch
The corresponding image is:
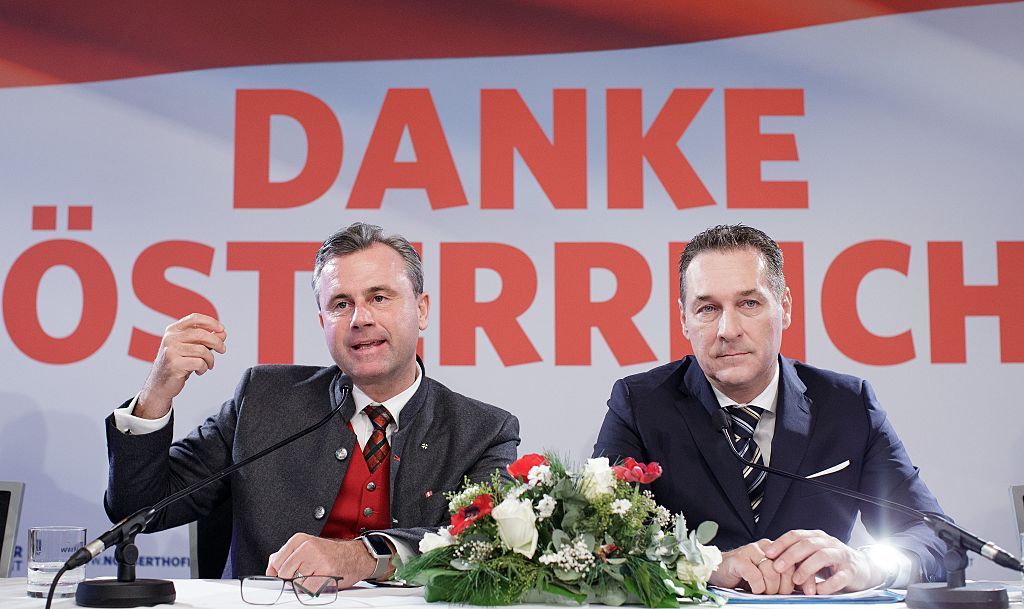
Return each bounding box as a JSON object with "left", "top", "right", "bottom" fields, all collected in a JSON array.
[{"left": 360, "top": 534, "right": 394, "bottom": 581}]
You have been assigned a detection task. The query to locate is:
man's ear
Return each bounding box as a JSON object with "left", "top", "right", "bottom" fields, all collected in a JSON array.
[
  {"left": 417, "top": 293, "right": 430, "bottom": 331},
  {"left": 780, "top": 287, "right": 792, "bottom": 330}
]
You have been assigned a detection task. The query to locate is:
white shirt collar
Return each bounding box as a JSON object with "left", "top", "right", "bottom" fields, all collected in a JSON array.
[
  {"left": 350, "top": 363, "right": 423, "bottom": 429},
  {"left": 710, "top": 363, "right": 781, "bottom": 414}
]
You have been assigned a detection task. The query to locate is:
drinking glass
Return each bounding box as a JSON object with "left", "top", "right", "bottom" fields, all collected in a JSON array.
[{"left": 26, "top": 526, "right": 86, "bottom": 598}]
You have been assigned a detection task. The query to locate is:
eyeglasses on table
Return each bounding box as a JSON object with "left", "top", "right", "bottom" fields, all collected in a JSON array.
[{"left": 240, "top": 575, "right": 346, "bottom": 605}]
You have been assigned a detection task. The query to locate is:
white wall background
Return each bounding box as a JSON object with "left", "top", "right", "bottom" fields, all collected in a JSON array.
[{"left": 1, "top": 3, "right": 1022, "bottom": 580}]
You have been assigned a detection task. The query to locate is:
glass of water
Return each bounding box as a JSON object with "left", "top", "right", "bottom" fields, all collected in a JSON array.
[{"left": 27, "top": 526, "right": 87, "bottom": 598}]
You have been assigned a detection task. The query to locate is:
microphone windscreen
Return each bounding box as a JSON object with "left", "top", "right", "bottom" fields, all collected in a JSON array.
[{"left": 711, "top": 407, "right": 732, "bottom": 432}]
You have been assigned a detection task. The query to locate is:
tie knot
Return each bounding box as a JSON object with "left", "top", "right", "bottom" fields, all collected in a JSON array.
[
  {"left": 728, "top": 405, "right": 761, "bottom": 439},
  {"left": 364, "top": 404, "right": 393, "bottom": 431}
]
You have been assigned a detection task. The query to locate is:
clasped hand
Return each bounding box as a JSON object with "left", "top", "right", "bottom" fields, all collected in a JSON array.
[
  {"left": 709, "top": 530, "right": 881, "bottom": 595},
  {"left": 266, "top": 533, "right": 389, "bottom": 589}
]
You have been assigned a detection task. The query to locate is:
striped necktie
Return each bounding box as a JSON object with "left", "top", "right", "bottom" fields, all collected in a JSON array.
[
  {"left": 728, "top": 405, "right": 767, "bottom": 524},
  {"left": 362, "top": 404, "right": 394, "bottom": 473}
]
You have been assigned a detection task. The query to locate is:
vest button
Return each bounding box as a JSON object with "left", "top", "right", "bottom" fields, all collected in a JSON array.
[
  {"left": 359, "top": 527, "right": 367, "bottom": 534},
  {"left": 366, "top": 482, "right": 376, "bottom": 491},
  {"left": 335, "top": 448, "right": 348, "bottom": 461},
  {"left": 314, "top": 506, "right": 326, "bottom": 520},
  {"left": 363, "top": 507, "right": 373, "bottom": 517}
]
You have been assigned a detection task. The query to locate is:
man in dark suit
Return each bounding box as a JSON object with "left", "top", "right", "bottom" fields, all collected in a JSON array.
[
  {"left": 105, "top": 223, "right": 519, "bottom": 584},
  {"left": 594, "top": 224, "right": 945, "bottom": 594}
]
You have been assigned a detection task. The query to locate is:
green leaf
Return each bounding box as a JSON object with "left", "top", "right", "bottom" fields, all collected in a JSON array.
[
  {"left": 541, "top": 581, "right": 587, "bottom": 605},
  {"left": 580, "top": 533, "right": 597, "bottom": 551},
  {"left": 450, "top": 558, "right": 473, "bottom": 571},
  {"left": 554, "top": 567, "right": 581, "bottom": 582},
  {"left": 561, "top": 504, "right": 582, "bottom": 530},
  {"left": 598, "top": 583, "right": 627, "bottom": 606},
  {"left": 696, "top": 521, "right": 718, "bottom": 545},
  {"left": 551, "top": 528, "right": 570, "bottom": 550}
]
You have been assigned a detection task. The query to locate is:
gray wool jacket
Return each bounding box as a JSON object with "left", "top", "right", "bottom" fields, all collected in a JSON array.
[{"left": 104, "top": 364, "right": 520, "bottom": 577}]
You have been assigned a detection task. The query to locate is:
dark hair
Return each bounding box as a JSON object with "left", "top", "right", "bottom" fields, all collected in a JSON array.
[
  {"left": 678, "top": 224, "right": 785, "bottom": 300},
  {"left": 311, "top": 223, "right": 423, "bottom": 307}
]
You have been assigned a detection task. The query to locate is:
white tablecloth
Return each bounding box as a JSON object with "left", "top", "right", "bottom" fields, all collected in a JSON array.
[{"left": 2, "top": 577, "right": 1021, "bottom": 609}]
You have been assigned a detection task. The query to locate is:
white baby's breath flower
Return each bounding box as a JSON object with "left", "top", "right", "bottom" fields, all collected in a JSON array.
[
  {"left": 653, "top": 506, "right": 672, "bottom": 528},
  {"left": 610, "top": 498, "right": 631, "bottom": 515},
  {"left": 448, "top": 485, "right": 482, "bottom": 511},
  {"left": 536, "top": 494, "right": 556, "bottom": 519}
]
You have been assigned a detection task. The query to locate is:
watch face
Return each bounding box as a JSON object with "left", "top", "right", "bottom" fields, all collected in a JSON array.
[{"left": 364, "top": 534, "right": 392, "bottom": 556}]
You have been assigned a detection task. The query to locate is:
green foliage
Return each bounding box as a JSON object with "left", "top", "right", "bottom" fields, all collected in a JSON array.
[{"left": 397, "top": 453, "right": 723, "bottom": 607}]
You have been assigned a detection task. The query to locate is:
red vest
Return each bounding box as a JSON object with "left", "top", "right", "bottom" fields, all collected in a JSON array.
[{"left": 320, "top": 437, "right": 391, "bottom": 539}]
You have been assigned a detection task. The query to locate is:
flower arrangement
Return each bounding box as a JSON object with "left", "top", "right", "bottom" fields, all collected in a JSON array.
[{"left": 397, "top": 454, "right": 723, "bottom": 607}]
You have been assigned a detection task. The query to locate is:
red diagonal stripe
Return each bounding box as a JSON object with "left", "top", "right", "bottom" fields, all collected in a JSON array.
[{"left": 0, "top": 0, "right": 1015, "bottom": 88}]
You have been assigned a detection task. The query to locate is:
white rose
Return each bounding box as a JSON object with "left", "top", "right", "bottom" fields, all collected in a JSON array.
[
  {"left": 418, "top": 527, "right": 456, "bottom": 553},
  {"left": 676, "top": 544, "right": 723, "bottom": 583},
  {"left": 580, "top": 457, "right": 616, "bottom": 500},
  {"left": 491, "top": 496, "right": 539, "bottom": 558}
]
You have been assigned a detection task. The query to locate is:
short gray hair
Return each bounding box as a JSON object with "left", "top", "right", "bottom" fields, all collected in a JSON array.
[
  {"left": 678, "top": 224, "right": 785, "bottom": 301},
  {"left": 312, "top": 223, "right": 423, "bottom": 307}
]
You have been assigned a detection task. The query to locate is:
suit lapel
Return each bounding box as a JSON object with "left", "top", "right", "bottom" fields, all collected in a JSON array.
[
  {"left": 755, "top": 357, "right": 813, "bottom": 536},
  {"left": 388, "top": 367, "right": 433, "bottom": 523},
  {"left": 677, "top": 361, "right": 756, "bottom": 537}
]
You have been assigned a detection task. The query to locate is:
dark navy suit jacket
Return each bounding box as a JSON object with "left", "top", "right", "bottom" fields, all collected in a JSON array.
[{"left": 593, "top": 355, "right": 947, "bottom": 582}]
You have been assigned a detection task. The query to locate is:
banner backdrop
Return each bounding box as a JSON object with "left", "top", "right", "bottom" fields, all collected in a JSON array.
[{"left": 2, "top": 3, "right": 1022, "bottom": 579}]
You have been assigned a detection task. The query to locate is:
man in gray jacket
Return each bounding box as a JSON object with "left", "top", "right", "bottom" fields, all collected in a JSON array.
[{"left": 105, "top": 223, "right": 520, "bottom": 584}]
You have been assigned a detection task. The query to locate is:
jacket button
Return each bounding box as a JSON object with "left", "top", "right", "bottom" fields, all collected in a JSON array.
[
  {"left": 363, "top": 507, "right": 373, "bottom": 517},
  {"left": 366, "top": 482, "right": 376, "bottom": 491},
  {"left": 314, "top": 506, "right": 326, "bottom": 519},
  {"left": 335, "top": 448, "right": 348, "bottom": 461}
]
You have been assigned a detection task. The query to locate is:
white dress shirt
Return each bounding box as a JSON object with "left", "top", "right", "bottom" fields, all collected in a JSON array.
[{"left": 710, "top": 365, "right": 780, "bottom": 465}]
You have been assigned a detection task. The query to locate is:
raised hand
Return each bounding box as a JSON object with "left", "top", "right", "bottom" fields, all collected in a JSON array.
[{"left": 136, "top": 313, "right": 227, "bottom": 419}]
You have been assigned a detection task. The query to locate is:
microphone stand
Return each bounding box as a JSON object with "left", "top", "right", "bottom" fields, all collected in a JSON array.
[
  {"left": 712, "top": 408, "right": 1022, "bottom": 609},
  {"left": 45, "top": 383, "right": 351, "bottom": 609}
]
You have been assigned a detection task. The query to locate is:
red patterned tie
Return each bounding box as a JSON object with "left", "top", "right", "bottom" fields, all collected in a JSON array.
[{"left": 362, "top": 404, "right": 393, "bottom": 473}]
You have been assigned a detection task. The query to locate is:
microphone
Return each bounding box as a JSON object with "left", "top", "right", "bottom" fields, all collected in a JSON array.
[
  {"left": 58, "top": 379, "right": 352, "bottom": 608},
  {"left": 712, "top": 407, "right": 1020, "bottom": 609}
]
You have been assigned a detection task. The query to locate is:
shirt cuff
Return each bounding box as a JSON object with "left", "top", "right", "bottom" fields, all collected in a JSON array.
[
  {"left": 861, "top": 544, "right": 914, "bottom": 589},
  {"left": 112, "top": 394, "right": 172, "bottom": 435}
]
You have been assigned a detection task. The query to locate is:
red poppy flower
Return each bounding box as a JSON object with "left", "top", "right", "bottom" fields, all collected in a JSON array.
[
  {"left": 613, "top": 458, "right": 663, "bottom": 484},
  {"left": 450, "top": 494, "right": 494, "bottom": 535},
  {"left": 506, "top": 453, "right": 548, "bottom": 482}
]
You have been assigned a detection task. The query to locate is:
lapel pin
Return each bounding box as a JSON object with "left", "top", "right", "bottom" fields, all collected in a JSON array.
[
  {"left": 421, "top": 443, "right": 429, "bottom": 449},
  {"left": 393, "top": 454, "right": 401, "bottom": 462},
  {"left": 425, "top": 490, "right": 433, "bottom": 498}
]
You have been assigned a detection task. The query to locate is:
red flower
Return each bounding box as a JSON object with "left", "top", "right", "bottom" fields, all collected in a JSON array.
[
  {"left": 597, "top": 543, "right": 619, "bottom": 562},
  {"left": 507, "top": 453, "right": 548, "bottom": 482},
  {"left": 613, "top": 458, "right": 663, "bottom": 484},
  {"left": 450, "top": 494, "right": 494, "bottom": 535}
]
